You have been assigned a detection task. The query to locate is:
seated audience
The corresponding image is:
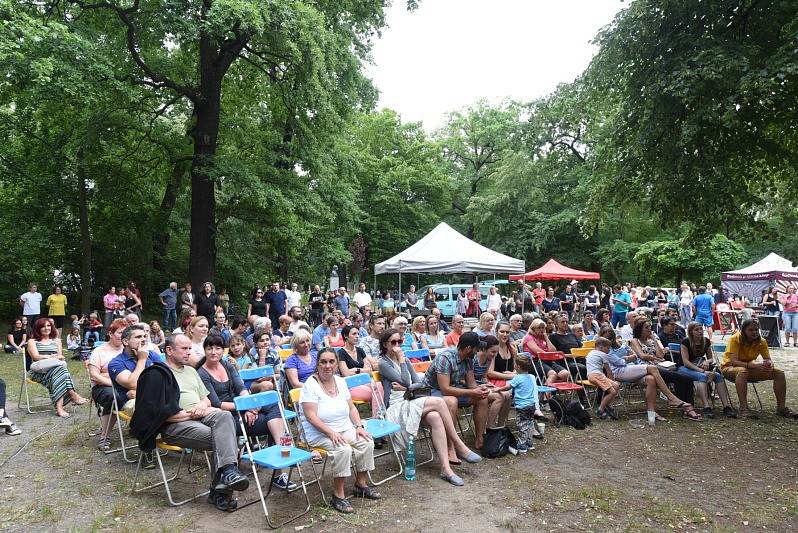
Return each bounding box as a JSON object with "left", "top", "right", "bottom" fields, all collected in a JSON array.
[
  {"left": 423, "top": 333, "right": 491, "bottom": 449},
  {"left": 585, "top": 337, "right": 620, "bottom": 420},
  {"left": 494, "top": 353, "right": 543, "bottom": 452},
  {"left": 472, "top": 312, "right": 497, "bottom": 337},
  {"left": 378, "top": 328, "right": 480, "bottom": 485},
  {"left": 197, "top": 334, "right": 295, "bottom": 490},
  {"left": 678, "top": 323, "right": 737, "bottom": 418},
  {"left": 26, "top": 318, "right": 87, "bottom": 418},
  {"left": 299, "top": 348, "right": 381, "bottom": 514},
  {"left": 208, "top": 312, "right": 231, "bottom": 346},
  {"left": 424, "top": 314, "right": 447, "bottom": 354},
  {"left": 108, "top": 324, "right": 163, "bottom": 418},
  {"left": 323, "top": 316, "right": 345, "bottom": 348},
  {"left": 5, "top": 318, "right": 26, "bottom": 353},
  {"left": 410, "top": 316, "right": 430, "bottom": 350},
  {"left": 721, "top": 319, "right": 796, "bottom": 419},
  {"left": 336, "top": 326, "right": 383, "bottom": 417},
  {"left": 225, "top": 334, "right": 248, "bottom": 369},
  {"left": 444, "top": 315, "right": 465, "bottom": 347},
  {"left": 522, "top": 318, "right": 571, "bottom": 386},
  {"left": 88, "top": 319, "right": 127, "bottom": 450},
  {"left": 358, "top": 315, "right": 385, "bottom": 358},
  {"left": 581, "top": 312, "right": 599, "bottom": 337},
  {"left": 472, "top": 335, "right": 513, "bottom": 430},
  {"left": 284, "top": 330, "right": 317, "bottom": 390}
]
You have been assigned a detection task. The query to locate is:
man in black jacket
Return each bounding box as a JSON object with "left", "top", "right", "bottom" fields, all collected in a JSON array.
[{"left": 134, "top": 334, "right": 248, "bottom": 511}]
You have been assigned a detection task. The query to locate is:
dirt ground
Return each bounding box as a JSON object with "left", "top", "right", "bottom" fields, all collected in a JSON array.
[{"left": 1, "top": 343, "right": 797, "bottom": 533}]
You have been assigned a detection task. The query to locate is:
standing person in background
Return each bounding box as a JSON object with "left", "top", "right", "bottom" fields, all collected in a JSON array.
[
  {"left": 217, "top": 288, "right": 230, "bottom": 315},
  {"left": 46, "top": 286, "right": 67, "bottom": 338},
  {"left": 691, "top": 287, "right": 716, "bottom": 336},
  {"left": 285, "top": 283, "right": 302, "bottom": 311},
  {"left": 196, "top": 282, "right": 220, "bottom": 323},
  {"left": 404, "top": 285, "right": 419, "bottom": 313},
  {"left": 559, "top": 285, "right": 576, "bottom": 322},
  {"left": 762, "top": 287, "right": 780, "bottom": 316},
  {"left": 678, "top": 283, "right": 694, "bottom": 326},
  {"left": 127, "top": 282, "right": 143, "bottom": 310},
  {"left": 423, "top": 286, "right": 437, "bottom": 310},
  {"left": 247, "top": 287, "right": 267, "bottom": 318},
  {"left": 541, "top": 287, "right": 561, "bottom": 314},
  {"left": 531, "top": 283, "right": 545, "bottom": 313},
  {"left": 486, "top": 287, "right": 502, "bottom": 319},
  {"left": 779, "top": 286, "right": 798, "bottom": 347},
  {"left": 600, "top": 283, "right": 612, "bottom": 310},
  {"left": 309, "top": 285, "right": 325, "bottom": 327},
  {"left": 333, "top": 287, "right": 350, "bottom": 315},
  {"left": 159, "top": 282, "right": 179, "bottom": 332},
  {"left": 180, "top": 282, "right": 195, "bottom": 311},
  {"left": 610, "top": 285, "right": 632, "bottom": 328},
  {"left": 265, "top": 282, "right": 288, "bottom": 329},
  {"left": 465, "top": 283, "right": 481, "bottom": 318},
  {"left": 353, "top": 283, "right": 372, "bottom": 313},
  {"left": 583, "top": 285, "right": 600, "bottom": 317},
  {"left": 20, "top": 283, "right": 43, "bottom": 334},
  {"left": 456, "top": 289, "right": 468, "bottom": 316},
  {"left": 103, "top": 285, "right": 119, "bottom": 331},
  {"left": 124, "top": 286, "right": 142, "bottom": 318}
]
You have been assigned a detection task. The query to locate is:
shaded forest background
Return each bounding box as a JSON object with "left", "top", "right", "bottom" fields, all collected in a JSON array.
[{"left": 1, "top": 0, "right": 797, "bottom": 315}]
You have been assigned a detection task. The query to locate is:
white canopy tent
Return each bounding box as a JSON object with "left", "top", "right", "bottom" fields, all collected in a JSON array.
[
  {"left": 721, "top": 252, "right": 798, "bottom": 303},
  {"left": 374, "top": 222, "right": 525, "bottom": 294}
]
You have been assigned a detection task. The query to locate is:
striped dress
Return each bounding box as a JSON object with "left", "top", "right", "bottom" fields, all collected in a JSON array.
[{"left": 28, "top": 341, "right": 76, "bottom": 405}]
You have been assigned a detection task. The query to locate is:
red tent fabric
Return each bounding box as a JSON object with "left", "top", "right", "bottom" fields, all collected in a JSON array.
[{"left": 508, "top": 258, "right": 600, "bottom": 281}]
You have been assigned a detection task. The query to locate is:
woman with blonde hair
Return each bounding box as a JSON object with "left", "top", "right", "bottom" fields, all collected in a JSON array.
[
  {"left": 678, "top": 322, "right": 736, "bottom": 418},
  {"left": 473, "top": 312, "right": 496, "bottom": 337},
  {"left": 410, "top": 315, "right": 429, "bottom": 350},
  {"left": 424, "top": 314, "right": 446, "bottom": 353},
  {"left": 185, "top": 315, "right": 209, "bottom": 366}
]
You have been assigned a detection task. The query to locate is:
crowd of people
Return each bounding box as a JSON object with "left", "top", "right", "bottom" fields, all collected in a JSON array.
[{"left": 3, "top": 278, "right": 796, "bottom": 516}]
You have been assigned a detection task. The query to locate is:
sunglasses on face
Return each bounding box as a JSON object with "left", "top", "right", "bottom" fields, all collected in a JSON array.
[{"left": 389, "top": 339, "right": 401, "bottom": 345}]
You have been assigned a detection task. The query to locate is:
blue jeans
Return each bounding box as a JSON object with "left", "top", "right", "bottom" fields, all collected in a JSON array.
[
  {"left": 677, "top": 366, "right": 722, "bottom": 383},
  {"left": 783, "top": 311, "right": 798, "bottom": 333},
  {"left": 431, "top": 387, "right": 472, "bottom": 406},
  {"left": 611, "top": 311, "right": 627, "bottom": 328},
  {"left": 162, "top": 308, "right": 177, "bottom": 331},
  {"left": 84, "top": 331, "right": 100, "bottom": 344}
]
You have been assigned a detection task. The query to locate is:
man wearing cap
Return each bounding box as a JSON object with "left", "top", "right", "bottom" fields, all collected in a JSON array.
[{"left": 423, "top": 332, "right": 491, "bottom": 449}]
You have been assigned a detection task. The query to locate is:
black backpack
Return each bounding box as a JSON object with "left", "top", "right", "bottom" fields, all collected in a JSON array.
[
  {"left": 481, "top": 426, "right": 518, "bottom": 458},
  {"left": 563, "top": 399, "right": 592, "bottom": 430}
]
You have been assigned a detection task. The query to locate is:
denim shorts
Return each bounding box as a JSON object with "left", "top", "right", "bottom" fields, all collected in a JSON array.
[{"left": 431, "top": 388, "right": 472, "bottom": 407}]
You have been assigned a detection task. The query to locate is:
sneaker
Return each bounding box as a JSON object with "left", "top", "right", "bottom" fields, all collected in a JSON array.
[
  {"left": 607, "top": 407, "right": 620, "bottom": 420},
  {"left": 596, "top": 409, "right": 610, "bottom": 420},
  {"left": 0, "top": 416, "right": 11, "bottom": 428},
  {"left": 526, "top": 440, "right": 536, "bottom": 451},
  {"left": 142, "top": 451, "right": 156, "bottom": 470},
  {"left": 97, "top": 437, "right": 111, "bottom": 452},
  {"left": 207, "top": 489, "right": 238, "bottom": 512},
  {"left": 516, "top": 442, "right": 528, "bottom": 454},
  {"left": 5, "top": 423, "right": 21, "bottom": 436},
  {"left": 723, "top": 406, "right": 738, "bottom": 418},
  {"left": 702, "top": 407, "right": 715, "bottom": 419},
  {"left": 215, "top": 466, "right": 249, "bottom": 492},
  {"left": 738, "top": 409, "right": 758, "bottom": 420},
  {"left": 272, "top": 473, "right": 297, "bottom": 491}
]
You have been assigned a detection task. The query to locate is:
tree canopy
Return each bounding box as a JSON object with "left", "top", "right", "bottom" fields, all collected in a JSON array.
[{"left": 1, "top": 0, "right": 796, "bottom": 315}]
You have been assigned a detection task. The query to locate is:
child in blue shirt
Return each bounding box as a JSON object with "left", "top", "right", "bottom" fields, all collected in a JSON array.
[{"left": 497, "top": 353, "right": 542, "bottom": 452}]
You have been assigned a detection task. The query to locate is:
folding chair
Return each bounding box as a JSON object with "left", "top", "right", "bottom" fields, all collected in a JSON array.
[
  {"left": 289, "top": 388, "right": 329, "bottom": 504},
  {"left": 412, "top": 360, "right": 432, "bottom": 373},
  {"left": 568, "top": 347, "right": 596, "bottom": 409},
  {"left": 582, "top": 339, "right": 596, "bottom": 348},
  {"left": 239, "top": 365, "right": 297, "bottom": 426},
  {"left": 132, "top": 439, "right": 213, "bottom": 506},
  {"left": 277, "top": 348, "right": 293, "bottom": 362},
  {"left": 343, "top": 373, "right": 403, "bottom": 485},
  {"left": 712, "top": 344, "right": 762, "bottom": 410},
  {"left": 521, "top": 354, "right": 561, "bottom": 425},
  {"left": 17, "top": 347, "right": 54, "bottom": 413},
  {"left": 536, "top": 351, "right": 587, "bottom": 408},
  {"left": 404, "top": 348, "right": 431, "bottom": 361},
  {"left": 234, "top": 391, "right": 320, "bottom": 528},
  {"left": 371, "top": 371, "right": 434, "bottom": 467}
]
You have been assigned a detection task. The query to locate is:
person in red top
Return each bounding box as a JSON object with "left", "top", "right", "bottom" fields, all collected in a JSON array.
[
  {"left": 465, "top": 284, "right": 481, "bottom": 318},
  {"left": 445, "top": 315, "right": 465, "bottom": 347},
  {"left": 779, "top": 286, "right": 798, "bottom": 347},
  {"left": 532, "top": 282, "right": 546, "bottom": 313}
]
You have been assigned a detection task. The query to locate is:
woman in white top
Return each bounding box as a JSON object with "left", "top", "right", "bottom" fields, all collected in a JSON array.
[
  {"left": 299, "top": 348, "right": 380, "bottom": 514},
  {"left": 423, "top": 314, "right": 446, "bottom": 355},
  {"left": 472, "top": 312, "right": 496, "bottom": 337},
  {"left": 678, "top": 283, "right": 694, "bottom": 327},
  {"left": 486, "top": 286, "right": 503, "bottom": 318},
  {"left": 185, "top": 316, "right": 209, "bottom": 367}
]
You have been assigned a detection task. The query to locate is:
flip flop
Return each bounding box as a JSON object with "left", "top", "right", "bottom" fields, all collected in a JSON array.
[{"left": 448, "top": 458, "right": 462, "bottom": 466}]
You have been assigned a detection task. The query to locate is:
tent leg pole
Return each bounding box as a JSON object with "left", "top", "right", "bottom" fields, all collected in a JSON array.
[{"left": 399, "top": 273, "right": 402, "bottom": 304}]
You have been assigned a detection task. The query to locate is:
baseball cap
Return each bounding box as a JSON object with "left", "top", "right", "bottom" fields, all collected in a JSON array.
[{"left": 458, "top": 332, "right": 487, "bottom": 350}]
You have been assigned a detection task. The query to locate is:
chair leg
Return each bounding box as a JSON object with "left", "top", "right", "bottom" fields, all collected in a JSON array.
[
  {"left": 751, "top": 383, "right": 763, "bottom": 411},
  {"left": 367, "top": 437, "right": 403, "bottom": 486}
]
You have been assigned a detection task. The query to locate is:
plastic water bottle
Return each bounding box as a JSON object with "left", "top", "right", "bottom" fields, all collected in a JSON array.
[{"left": 404, "top": 436, "right": 416, "bottom": 481}]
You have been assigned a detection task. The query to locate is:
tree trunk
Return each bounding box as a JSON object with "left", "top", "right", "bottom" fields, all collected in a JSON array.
[
  {"left": 188, "top": 37, "right": 223, "bottom": 288},
  {"left": 153, "top": 157, "right": 189, "bottom": 275},
  {"left": 76, "top": 147, "right": 92, "bottom": 314}
]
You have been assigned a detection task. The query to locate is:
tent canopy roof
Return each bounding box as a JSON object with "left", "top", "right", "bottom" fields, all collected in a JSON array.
[
  {"left": 722, "top": 252, "right": 796, "bottom": 276},
  {"left": 508, "top": 258, "right": 600, "bottom": 281},
  {"left": 374, "top": 222, "right": 525, "bottom": 275}
]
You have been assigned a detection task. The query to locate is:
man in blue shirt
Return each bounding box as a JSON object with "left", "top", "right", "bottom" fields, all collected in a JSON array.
[
  {"left": 108, "top": 324, "right": 163, "bottom": 412},
  {"left": 311, "top": 314, "right": 330, "bottom": 353},
  {"left": 158, "top": 282, "right": 179, "bottom": 331},
  {"left": 333, "top": 287, "right": 350, "bottom": 314},
  {"left": 610, "top": 285, "right": 632, "bottom": 327},
  {"left": 264, "top": 282, "right": 287, "bottom": 330},
  {"left": 692, "top": 286, "right": 716, "bottom": 334}
]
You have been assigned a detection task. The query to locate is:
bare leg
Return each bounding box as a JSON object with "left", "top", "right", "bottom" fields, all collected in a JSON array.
[
  {"left": 734, "top": 370, "right": 749, "bottom": 411},
  {"left": 422, "top": 411, "right": 455, "bottom": 477},
  {"left": 643, "top": 375, "right": 657, "bottom": 412},
  {"left": 332, "top": 477, "right": 346, "bottom": 499},
  {"left": 472, "top": 397, "right": 489, "bottom": 449},
  {"left": 645, "top": 366, "right": 683, "bottom": 405},
  {"left": 694, "top": 382, "right": 711, "bottom": 408},
  {"left": 773, "top": 369, "right": 786, "bottom": 411},
  {"left": 355, "top": 470, "right": 369, "bottom": 488},
  {"left": 100, "top": 413, "right": 117, "bottom": 439},
  {"left": 67, "top": 389, "right": 87, "bottom": 405},
  {"left": 55, "top": 397, "right": 69, "bottom": 418},
  {"left": 715, "top": 380, "right": 732, "bottom": 408},
  {"left": 421, "top": 397, "right": 472, "bottom": 458},
  {"left": 486, "top": 392, "right": 509, "bottom": 428},
  {"left": 599, "top": 386, "right": 617, "bottom": 411},
  {"left": 442, "top": 396, "right": 459, "bottom": 457}
]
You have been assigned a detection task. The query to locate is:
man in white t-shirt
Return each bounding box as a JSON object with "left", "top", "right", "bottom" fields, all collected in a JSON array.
[
  {"left": 284, "top": 283, "right": 302, "bottom": 309},
  {"left": 353, "top": 283, "right": 372, "bottom": 312},
  {"left": 20, "top": 283, "right": 43, "bottom": 331}
]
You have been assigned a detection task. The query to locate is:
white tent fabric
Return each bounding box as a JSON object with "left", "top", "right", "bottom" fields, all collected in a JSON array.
[
  {"left": 374, "top": 222, "right": 525, "bottom": 275},
  {"left": 722, "top": 252, "right": 797, "bottom": 275}
]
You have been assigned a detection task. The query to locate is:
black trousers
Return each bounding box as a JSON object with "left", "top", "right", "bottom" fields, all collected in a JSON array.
[{"left": 658, "top": 369, "right": 695, "bottom": 404}]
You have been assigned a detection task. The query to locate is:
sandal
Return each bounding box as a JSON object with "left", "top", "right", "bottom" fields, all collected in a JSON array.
[
  {"left": 776, "top": 408, "right": 798, "bottom": 419},
  {"left": 448, "top": 458, "right": 462, "bottom": 466},
  {"left": 655, "top": 414, "right": 667, "bottom": 422},
  {"left": 667, "top": 401, "right": 692, "bottom": 410},
  {"left": 353, "top": 484, "right": 381, "bottom": 500},
  {"left": 683, "top": 409, "right": 702, "bottom": 421},
  {"left": 330, "top": 495, "right": 354, "bottom": 514}
]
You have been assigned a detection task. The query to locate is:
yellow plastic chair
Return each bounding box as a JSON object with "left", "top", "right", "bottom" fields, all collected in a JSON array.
[
  {"left": 278, "top": 348, "right": 293, "bottom": 362},
  {"left": 582, "top": 340, "right": 596, "bottom": 349},
  {"left": 288, "top": 388, "right": 329, "bottom": 503},
  {"left": 132, "top": 438, "right": 212, "bottom": 506}
]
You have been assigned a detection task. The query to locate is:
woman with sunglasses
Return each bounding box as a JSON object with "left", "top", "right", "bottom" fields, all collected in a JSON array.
[
  {"left": 299, "top": 348, "right": 381, "bottom": 514},
  {"left": 378, "top": 328, "right": 480, "bottom": 486},
  {"left": 247, "top": 288, "right": 268, "bottom": 318}
]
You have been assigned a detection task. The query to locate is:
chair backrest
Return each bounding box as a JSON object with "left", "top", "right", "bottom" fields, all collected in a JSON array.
[
  {"left": 411, "top": 360, "right": 431, "bottom": 373},
  {"left": 239, "top": 365, "right": 275, "bottom": 382},
  {"left": 668, "top": 343, "right": 681, "bottom": 352},
  {"left": 234, "top": 390, "right": 280, "bottom": 411},
  {"left": 344, "top": 372, "right": 373, "bottom": 389},
  {"left": 716, "top": 303, "right": 730, "bottom": 311},
  {"left": 570, "top": 347, "right": 592, "bottom": 357},
  {"left": 582, "top": 339, "right": 596, "bottom": 348},
  {"left": 280, "top": 344, "right": 291, "bottom": 350},
  {"left": 537, "top": 351, "right": 565, "bottom": 362},
  {"left": 289, "top": 387, "right": 301, "bottom": 405},
  {"left": 404, "top": 348, "right": 431, "bottom": 361},
  {"left": 371, "top": 371, "right": 381, "bottom": 382},
  {"left": 278, "top": 348, "right": 293, "bottom": 361},
  {"left": 712, "top": 344, "right": 726, "bottom": 353}
]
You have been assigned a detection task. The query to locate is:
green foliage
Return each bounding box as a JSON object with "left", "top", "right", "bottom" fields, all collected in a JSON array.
[{"left": 634, "top": 234, "right": 747, "bottom": 285}]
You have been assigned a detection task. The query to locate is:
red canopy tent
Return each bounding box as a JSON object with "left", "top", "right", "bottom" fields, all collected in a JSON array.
[{"left": 508, "top": 258, "right": 600, "bottom": 281}]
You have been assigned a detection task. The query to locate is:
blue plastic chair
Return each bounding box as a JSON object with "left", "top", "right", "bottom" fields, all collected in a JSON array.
[
  {"left": 403, "top": 348, "right": 431, "bottom": 361},
  {"left": 343, "top": 373, "right": 404, "bottom": 485},
  {"left": 234, "top": 391, "right": 320, "bottom": 528},
  {"left": 239, "top": 366, "right": 296, "bottom": 421}
]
